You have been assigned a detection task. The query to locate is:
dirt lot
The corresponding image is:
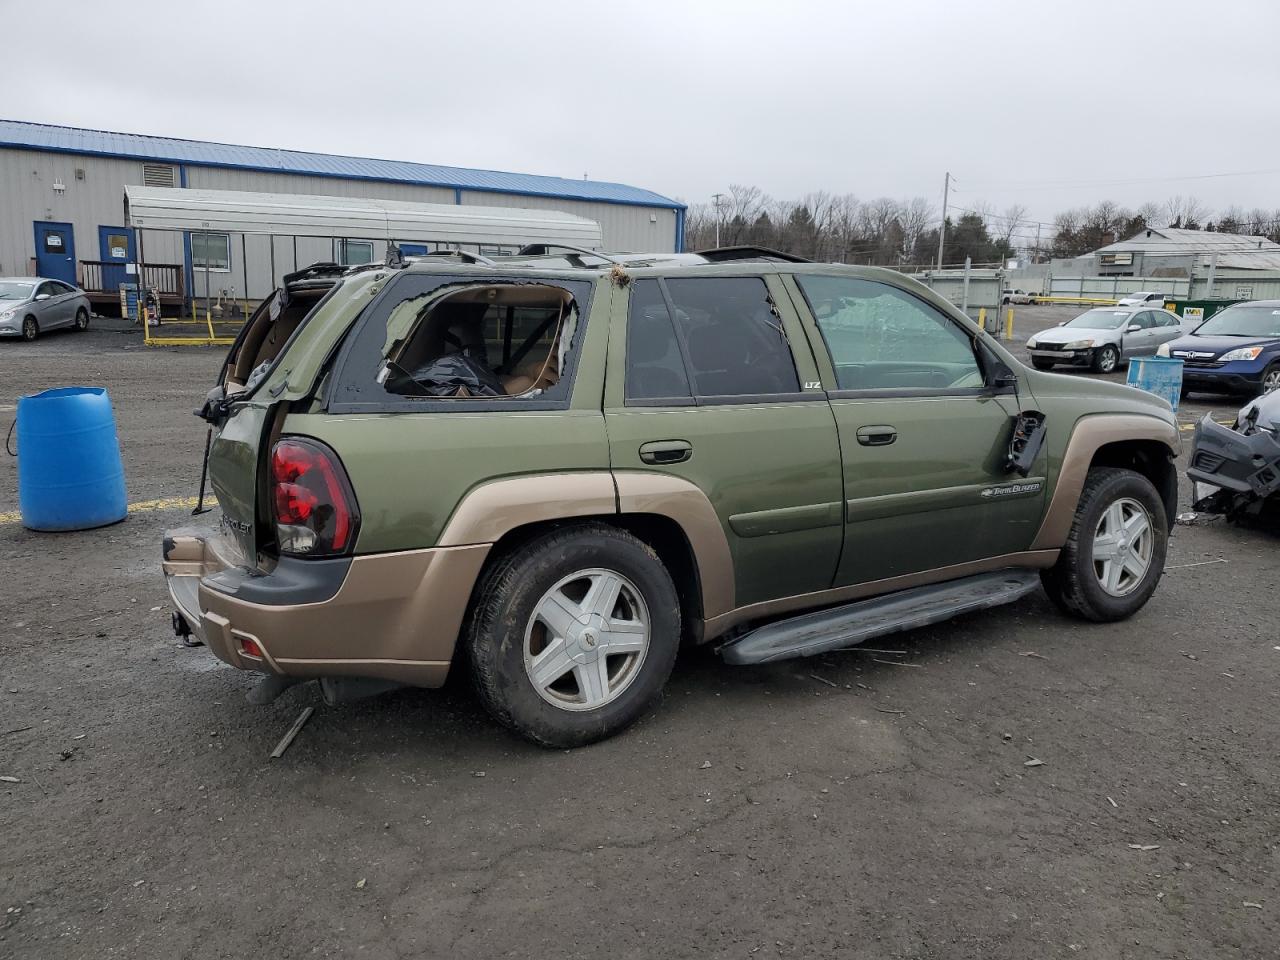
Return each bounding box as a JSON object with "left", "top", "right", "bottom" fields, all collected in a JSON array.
[{"left": 2, "top": 315, "right": 1278, "bottom": 959}]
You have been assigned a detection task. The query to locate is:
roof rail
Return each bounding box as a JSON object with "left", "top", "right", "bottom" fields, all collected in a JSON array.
[
  {"left": 695, "top": 246, "right": 811, "bottom": 264},
  {"left": 282, "top": 261, "right": 346, "bottom": 284},
  {"left": 515, "top": 243, "right": 622, "bottom": 266},
  {"left": 414, "top": 249, "right": 498, "bottom": 267}
]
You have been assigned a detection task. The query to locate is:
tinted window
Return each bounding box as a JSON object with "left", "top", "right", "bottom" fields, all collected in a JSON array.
[
  {"left": 663, "top": 277, "right": 800, "bottom": 397},
  {"left": 49, "top": 280, "right": 73, "bottom": 295},
  {"left": 1157, "top": 311, "right": 1180, "bottom": 327},
  {"left": 625, "top": 279, "right": 692, "bottom": 401},
  {"left": 1131, "top": 312, "right": 1155, "bottom": 329},
  {"left": 796, "top": 275, "right": 981, "bottom": 391}
]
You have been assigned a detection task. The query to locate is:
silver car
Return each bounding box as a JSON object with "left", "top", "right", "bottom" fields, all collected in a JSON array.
[
  {"left": 1026, "top": 305, "right": 1193, "bottom": 374},
  {"left": 0, "top": 277, "right": 92, "bottom": 341}
]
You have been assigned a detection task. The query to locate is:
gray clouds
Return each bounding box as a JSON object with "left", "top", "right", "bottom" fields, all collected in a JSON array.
[{"left": 3, "top": 0, "right": 1278, "bottom": 222}]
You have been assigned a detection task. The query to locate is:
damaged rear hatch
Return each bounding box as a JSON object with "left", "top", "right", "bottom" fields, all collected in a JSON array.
[{"left": 163, "top": 264, "right": 384, "bottom": 637}]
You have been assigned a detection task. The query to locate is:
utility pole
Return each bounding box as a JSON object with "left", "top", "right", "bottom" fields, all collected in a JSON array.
[
  {"left": 712, "top": 192, "right": 726, "bottom": 248},
  {"left": 936, "top": 171, "right": 951, "bottom": 271},
  {"left": 1034, "top": 222, "right": 1042, "bottom": 263}
]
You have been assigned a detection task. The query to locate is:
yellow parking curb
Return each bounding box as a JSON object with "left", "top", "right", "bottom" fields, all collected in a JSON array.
[{"left": 0, "top": 495, "right": 217, "bottom": 526}]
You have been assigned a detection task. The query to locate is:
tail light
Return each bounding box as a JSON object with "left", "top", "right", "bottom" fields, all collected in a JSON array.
[{"left": 269, "top": 437, "right": 360, "bottom": 557}]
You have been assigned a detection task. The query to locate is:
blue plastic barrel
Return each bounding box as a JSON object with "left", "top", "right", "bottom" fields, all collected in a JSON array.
[
  {"left": 15, "top": 387, "right": 127, "bottom": 531},
  {"left": 1126, "top": 356, "right": 1185, "bottom": 412}
]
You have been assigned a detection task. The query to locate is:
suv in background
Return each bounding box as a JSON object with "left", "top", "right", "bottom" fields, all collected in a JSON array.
[
  {"left": 1116, "top": 291, "right": 1167, "bottom": 308},
  {"left": 163, "top": 248, "right": 1180, "bottom": 747}
]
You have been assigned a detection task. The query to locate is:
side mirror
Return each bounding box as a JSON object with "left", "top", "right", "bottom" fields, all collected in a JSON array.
[
  {"left": 1127, "top": 324, "right": 1141, "bottom": 333},
  {"left": 34, "top": 293, "right": 50, "bottom": 301}
]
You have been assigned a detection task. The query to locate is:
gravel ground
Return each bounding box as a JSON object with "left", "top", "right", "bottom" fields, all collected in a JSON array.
[{"left": 2, "top": 316, "right": 1277, "bottom": 959}]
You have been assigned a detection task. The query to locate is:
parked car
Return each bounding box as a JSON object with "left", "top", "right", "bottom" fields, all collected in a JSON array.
[
  {"left": 1002, "top": 288, "right": 1034, "bottom": 305},
  {"left": 0, "top": 277, "right": 91, "bottom": 341},
  {"left": 1187, "top": 387, "right": 1280, "bottom": 519},
  {"left": 1116, "top": 291, "right": 1168, "bottom": 308},
  {"left": 163, "top": 252, "right": 1179, "bottom": 747},
  {"left": 1026, "top": 305, "right": 1190, "bottom": 373},
  {"left": 1157, "top": 299, "right": 1280, "bottom": 396}
]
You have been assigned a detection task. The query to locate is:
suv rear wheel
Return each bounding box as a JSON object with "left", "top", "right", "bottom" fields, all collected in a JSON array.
[
  {"left": 466, "top": 523, "right": 681, "bottom": 747},
  {"left": 1041, "top": 467, "right": 1167, "bottom": 622}
]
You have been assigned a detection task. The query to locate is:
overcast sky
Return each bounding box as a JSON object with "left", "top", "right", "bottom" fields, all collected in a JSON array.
[{"left": 4, "top": 0, "right": 1279, "bottom": 233}]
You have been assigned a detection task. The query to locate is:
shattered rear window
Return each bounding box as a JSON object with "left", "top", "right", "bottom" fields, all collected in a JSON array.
[{"left": 329, "top": 275, "right": 596, "bottom": 411}]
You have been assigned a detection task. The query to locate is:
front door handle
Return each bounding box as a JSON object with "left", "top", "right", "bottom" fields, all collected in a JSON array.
[
  {"left": 856, "top": 425, "right": 897, "bottom": 447},
  {"left": 639, "top": 439, "right": 692, "bottom": 465}
]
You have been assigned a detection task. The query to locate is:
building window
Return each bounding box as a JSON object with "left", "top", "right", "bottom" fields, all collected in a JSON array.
[
  {"left": 337, "top": 239, "right": 375, "bottom": 266},
  {"left": 191, "top": 232, "right": 231, "bottom": 271},
  {"left": 105, "top": 233, "right": 130, "bottom": 259}
]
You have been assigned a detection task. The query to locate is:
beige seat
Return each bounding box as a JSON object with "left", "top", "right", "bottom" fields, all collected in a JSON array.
[{"left": 501, "top": 348, "right": 561, "bottom": 395}]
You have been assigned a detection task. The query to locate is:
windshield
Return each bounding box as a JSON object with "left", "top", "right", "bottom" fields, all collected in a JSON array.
[
  {"left": 1195, "top": 304, "right": 1280, "bottom": 338},
  {"left": 0, "top": 281, "right": 35, "bottom": 300},
  {"left": 1064, "top": 309, "right": 1130, "bottom": 330}
]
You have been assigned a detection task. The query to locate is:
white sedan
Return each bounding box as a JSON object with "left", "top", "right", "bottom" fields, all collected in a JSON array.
[{"left": 0, "top": 277, "right": 92, "bottom": 341}]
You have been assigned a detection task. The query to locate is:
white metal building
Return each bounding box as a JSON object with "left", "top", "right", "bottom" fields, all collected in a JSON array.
[
  {"left": 0, "top": 120, "right": 685, "bottom": 311},
  {"left": 1083, "top": 228, "right": 1280, "bottom": 276}
]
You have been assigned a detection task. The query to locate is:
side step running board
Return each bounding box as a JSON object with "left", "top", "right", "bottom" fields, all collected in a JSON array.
[{"left": 719, "top": 570, "right": 1042, "bottom": 665}]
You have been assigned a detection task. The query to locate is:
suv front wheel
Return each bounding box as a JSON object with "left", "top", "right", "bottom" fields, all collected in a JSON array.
[
  {"left": 466, "top": 523, "right": 681, "bottom": 747},
  {"left": 1041, "top": 467, "right": 1168, "bottom": 622}
]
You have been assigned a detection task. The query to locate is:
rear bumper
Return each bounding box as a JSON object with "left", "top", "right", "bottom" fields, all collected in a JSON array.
[{"left": 162, "top": 528, "right": 490, "bottom": 688}]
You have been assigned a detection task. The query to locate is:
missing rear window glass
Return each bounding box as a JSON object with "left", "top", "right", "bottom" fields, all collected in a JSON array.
[{"left": 377, "top": 283, "right": 579, "bottom": 400}]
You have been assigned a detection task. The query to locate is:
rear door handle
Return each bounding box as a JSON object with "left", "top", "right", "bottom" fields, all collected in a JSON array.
[
  {"left": 639, "top": 439, "right": 692, "bottom": 465},
  {"left": 856, "top": 425, "right": 897, "bottom": 446}
]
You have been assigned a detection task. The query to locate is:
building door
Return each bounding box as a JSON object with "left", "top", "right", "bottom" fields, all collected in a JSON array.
[
  {"left": 98, "top": 226, "right": 135, "bottom": 294},
  {"left": 34, "top": 221, "right": 76, "bottom": 285}
]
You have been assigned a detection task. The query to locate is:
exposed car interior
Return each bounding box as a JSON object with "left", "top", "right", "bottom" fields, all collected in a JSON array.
[
  {"left": 377, "top": 283, "right": 576, "bottom": 399},
  {"left": 222, "top": 282, "right": 333, "bottom": 395}
]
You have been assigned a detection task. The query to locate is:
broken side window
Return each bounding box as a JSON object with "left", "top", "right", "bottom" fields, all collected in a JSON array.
[
  {"left": 376, "top": 283, "right": 579, "bottom": 399},
  {"left": 327, "top": 275, "right": 596, "bottom": 412}
]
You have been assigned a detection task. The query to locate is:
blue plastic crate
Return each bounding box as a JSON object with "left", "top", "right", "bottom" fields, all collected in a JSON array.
[{"left": 1126, "top": 356, "right": 1184, "bottom": 411}]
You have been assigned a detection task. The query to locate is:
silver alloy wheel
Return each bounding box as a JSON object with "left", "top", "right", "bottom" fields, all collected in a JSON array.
[
  {"left": 1263, "top": 367, "right": 1280, "bottom": 394},
  {"left": 523, "top": 567, "right": 650, "bottom": 712},
  {"left": 1097, "top": 347, "right": 1118, "bottom": 373},
  {"left": 1092, "top": 497, "right": 1153, "bottom": 597}
]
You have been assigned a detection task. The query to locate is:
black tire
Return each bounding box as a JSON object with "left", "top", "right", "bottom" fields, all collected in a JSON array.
[
  {"left": 1256, "top": 362, "right": 1280, "bottom": 396},
  {"left": 1040, "top": 467, "right": 1168, "bottom": 623},
  {"left": 1091, "top": 345, "right": 1119, "bottom": 374},
  {"left": 74, "top": 307, "right": 89, "bottom": 331},
  {"left": 466, "top": 523, "right": 681, "bottom": 748},
  {"left": 1031, "top": 358, "right": 1055, "bottom": 371},
  {"left": 20, "top": 315, "right": 38, "bottom": 342}
]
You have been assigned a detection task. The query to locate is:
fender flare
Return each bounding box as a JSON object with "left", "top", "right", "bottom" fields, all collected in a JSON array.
[
  {"left": 437, "top": 471, "right": 736, "bottom": 621},
  {"left": 1030, "top": 414, "right": 1180, "bottom": 550}
]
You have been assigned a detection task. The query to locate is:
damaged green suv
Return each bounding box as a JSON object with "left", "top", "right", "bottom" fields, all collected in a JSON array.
[{"left": 163, "top": 248, "right": 1180, "bottom": 747}]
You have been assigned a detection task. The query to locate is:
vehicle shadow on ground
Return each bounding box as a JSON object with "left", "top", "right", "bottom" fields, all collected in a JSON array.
[{"left": 188, "top": 587, "right": 1083, "bottom": 765}]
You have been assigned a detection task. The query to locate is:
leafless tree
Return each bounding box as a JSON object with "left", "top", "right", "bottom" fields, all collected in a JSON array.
[{"left": 1163, "top": 195, "right": 1209, "bottom": 230}]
